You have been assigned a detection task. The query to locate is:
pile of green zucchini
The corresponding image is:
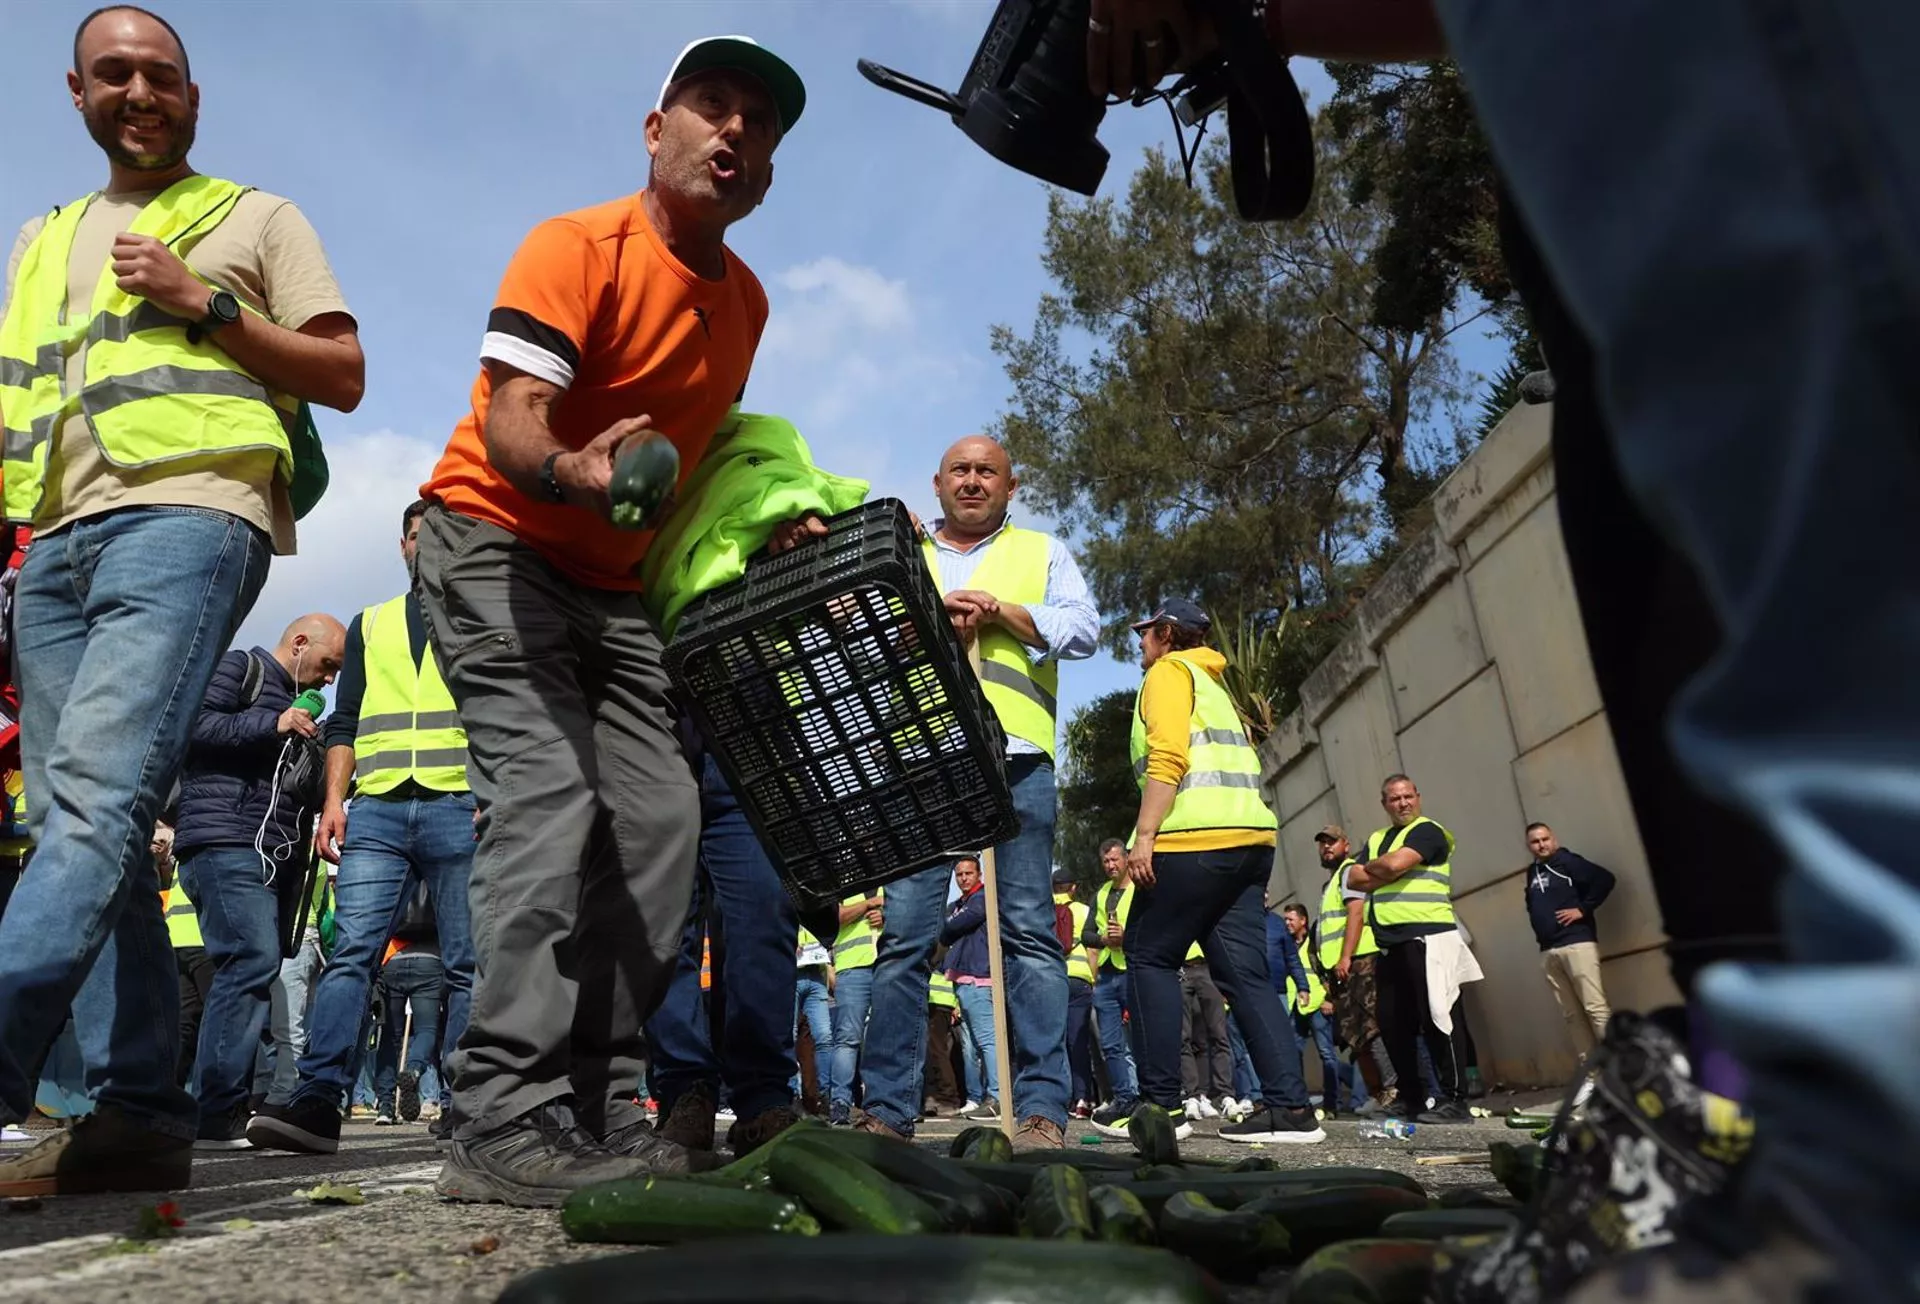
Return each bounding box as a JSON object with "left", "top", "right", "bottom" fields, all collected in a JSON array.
[{"left": 502, "top": 1107, "right": 1526, "bottom": 1304}]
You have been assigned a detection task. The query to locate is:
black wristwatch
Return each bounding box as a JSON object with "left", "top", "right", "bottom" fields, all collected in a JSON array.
[
  {"left": 187, "top": 288, "right": 240, "bottom": 344},
  {"left": 539, "top": 451, "right": 567, "bottom": 504}
]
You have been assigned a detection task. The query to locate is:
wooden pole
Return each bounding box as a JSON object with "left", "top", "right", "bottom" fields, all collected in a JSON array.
[{"left": 969, "top": 643, "right": 1018, "bottom": 1140}]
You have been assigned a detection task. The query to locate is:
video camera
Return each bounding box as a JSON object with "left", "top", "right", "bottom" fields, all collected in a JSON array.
[{"left": 858, "top": 0, "right": 1315, "bottom": 221}]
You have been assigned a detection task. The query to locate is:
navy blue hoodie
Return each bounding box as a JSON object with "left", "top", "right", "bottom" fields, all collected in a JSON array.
[
  {"left": 941, "top": 886, "right": 991, "bottom": 979},
  {"left": 1524, "top": 848, "right": 1616, "bottom": 950}
]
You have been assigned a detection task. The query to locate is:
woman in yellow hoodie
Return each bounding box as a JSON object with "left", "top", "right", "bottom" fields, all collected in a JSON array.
[{"left": 1107, "top": 599, "right": 1325, "bottom": 1147}]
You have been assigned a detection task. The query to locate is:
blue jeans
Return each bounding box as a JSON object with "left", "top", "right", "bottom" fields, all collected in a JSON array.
[
  {"left": 792, "top": 970, "right": 832, "bottom": 1097},
  {"left": 1299, "top": 1009, "right": 1366, "bottom": 1112},
  {"left": 644, "top": 755, "right": 800, "bottom": 1122},
  {"left": 1226, "top": 1015, "right": 1258, "bottom": 1101},
  {"left": 953, "top": 982, "right": 1000, "bottom": 1102},
  {"left": 290, "top": 791, "right": 476, "bottom": 1111},
  {"left": 1093, "top": 965, "right": 1137, "bottom": 1104},
  {"left": 373, "top": 950, "right": 445, "bottom": 1103},
  {"left": 267, "top": 934, "right": 323, "bottom": 1106},
  {"left": 0, "top": 508, "right": 267, "bottom": 1136},
  {"left": 177, "top": 847, "right": 283, "bottom": 1121},
  {"left": 1439, "top": 0, "right": 1920, "bottom": 1263},
  {"left": 828, "top": 965, "right": 873, "bottom": 1117},
  {"left": 858, "top": 755, "right": 1067, "bottom": 1133},
  {"left": 1126, "top": 844, "right": 1311, "bottom": 1112}
]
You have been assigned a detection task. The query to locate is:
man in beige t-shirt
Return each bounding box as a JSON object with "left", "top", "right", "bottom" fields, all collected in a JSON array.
[{"left": 0, "top": 6, "right": 363, "bottom": 1200}]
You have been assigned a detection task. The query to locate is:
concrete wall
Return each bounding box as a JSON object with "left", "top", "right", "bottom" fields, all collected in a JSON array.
[{"left": 1259, "top": 403, "right": 1680, "bottom": 1089}]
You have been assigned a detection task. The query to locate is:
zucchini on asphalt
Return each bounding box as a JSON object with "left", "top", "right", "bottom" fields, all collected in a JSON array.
[
  {"left": 1377, "top": 1208, "right": 1521, "bottom": 1240},
  {"left": 1236, "top": 1185, "right": 1429, "bottom": 1258},
  {"left": 1022, "top": 1164, "right": 1096, "bottom": 1240},
  {"left": 780, "top": 1129, "right": 1016, "bottom": 1233},
  {"left": 1128, "top": 1103, "right": 1185, "bottom": 1164},
  {"left": 767, "top": 1139, "right": 944, "bottom": 1234},
  {"left": 1107, "top": 1167, "right": 1427, "bottom": 1213},
  {"left": 1287, "top": 1238, "right": 1445, "bottom": 1304},
  {"left": 499, "top": 1236, "right": 1231, "bottom": 1304},
  {"left": 1155, "top": 1191, "right": 1293, "bottom": 1277},
  {"left": 560, "top": 1178, "right": 820, "bottom": 1245},
  {"left": 1090, "top": 1184, "right": 1157, "bottom": 1245}
]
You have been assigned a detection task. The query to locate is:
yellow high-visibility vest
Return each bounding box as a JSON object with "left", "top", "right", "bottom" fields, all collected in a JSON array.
[
  {"left": 1363, "top": 817, "right": 1457, "bottom": 930},
  {"left": 1092, "top": 880, "right": 1135, "bottom": 971},
  {"left": 921, "top": 525, "right": 1058, "bottom": 757},
  {"left": 0, "top": 177, "right": 298, "bottom": 523},
  {"left": 928, "top": 971, "right": 958, "bottom": 1008},
  {"left": 163, "top": 881, "right": 202, "bottom": 949},
  {"left": 1285, "top": 935, "right": 1328, "bottom": 1013},
  {"left": 833, "top": 889, "right": 883, "bottom": 970},
  {"left": 1061, "top": 898, "right": 1094, "bottom": 983},
  {"left": 1315, "top": 859, "right": 1379, "bottom": 969},
  {"left": 353, "top": 595, "right": 468, "bottom": 795},
  {"left": 1128, "top": 651, "right": 1275, "bottom": 836}
]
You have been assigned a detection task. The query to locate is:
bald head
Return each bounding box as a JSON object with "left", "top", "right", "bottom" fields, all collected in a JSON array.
[
  {"left": 933, "top": 435, "right": 1016, "bottom": 542},
  {"left": 277, "top": 614, "right": 347, "bottom": 690}
]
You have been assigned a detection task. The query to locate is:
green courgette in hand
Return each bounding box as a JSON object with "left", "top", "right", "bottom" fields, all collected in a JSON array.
[
  {"left": 784, "top": 1128, "right": 1015, "bottom": 1233},
  {"left": 1236, "top": 1184, "right": 1428, "bottom": 1258},
  {"left": 1287, "top": 1238, "right": 1444, "bottom": 1304},
  {"left": 1022, "top": 1164, "right": 1095, "bottom": 1240},
  {"left": 560, "top": 1176, "right": 819, "bottom": 1245},
  {"left": 1155, "top": 1190, "right": 1292, "bottom": 1277},
  {"left": 1128, "top": 1103, "right": 1183, "bottom": 1165},
  {"left": 767, "top": 1139, "right": 943, "bottom": 1234},
  {"left": 607, "top": 430, "right": 681, "bottom": 530},
  {"left": 498, "top": 1235, "right": 1231, "bottom": 1304},
  {"left": 1378, "top": 1208, "right": 1520, "bottom": 1240},
  {"left": 1090, "top": 1184, "right": 1157, "bottom": 1245}
]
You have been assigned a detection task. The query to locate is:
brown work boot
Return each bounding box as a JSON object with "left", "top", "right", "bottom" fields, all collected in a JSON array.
[
  {"left": 0, "top": 1105, "right": 191, "bottom": 1199},
  {"left": 726, "top": 1105, "right": 802, "bottom": 1157},
  {"left": 1010, "top": 1115, "right": 1066, "bottom": 1151},
  {"left": 657, "top": 1083, "right": 718, "bottom": 1153},
  {"left": 854, "top": 1113, "right": 907, "bottom": 1141}
]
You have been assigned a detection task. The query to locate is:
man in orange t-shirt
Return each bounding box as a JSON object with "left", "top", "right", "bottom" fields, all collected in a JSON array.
[{"left": 411, "top": 35, "right": 813, "bottom": 1208}]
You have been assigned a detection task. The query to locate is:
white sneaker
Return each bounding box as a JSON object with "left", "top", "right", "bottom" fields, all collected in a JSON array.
[
  {"left": 374, "top": 1111, "right": 397, "bottom": 1127},
  {"left": 715, "top": 1108, "right": 737, "bottom": 1123},
  {"left": 1183, "top": 1096, "right": 1204, "bottom": 1120},
  {"left": 1195, "top": 1095, "right": 1220, "bottom": 1119},
  {"left": 958, "top": 1099, "right": 981, "bottom": 1116}
]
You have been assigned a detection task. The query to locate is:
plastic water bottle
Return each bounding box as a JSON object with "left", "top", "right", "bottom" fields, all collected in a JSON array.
[{"left": 1357, "top": 1119, "right": 1416, "bottom": 1141}]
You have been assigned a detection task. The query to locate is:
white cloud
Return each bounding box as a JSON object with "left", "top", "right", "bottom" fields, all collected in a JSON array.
[
  {"left": 232, "top": 428, "right": 445, "bottom": 656},
  {"left": 762, "top": 257, "right": 914, "bottom": 357}
]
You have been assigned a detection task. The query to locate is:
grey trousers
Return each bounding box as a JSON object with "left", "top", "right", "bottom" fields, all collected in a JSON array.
[{"left": 413, "top": 506, "right": 699, "bottom": 1138}]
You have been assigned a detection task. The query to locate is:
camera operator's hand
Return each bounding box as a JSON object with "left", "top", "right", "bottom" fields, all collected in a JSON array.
[{"left": 1088, "top": 0, "right": 1215, "bottom": 100}]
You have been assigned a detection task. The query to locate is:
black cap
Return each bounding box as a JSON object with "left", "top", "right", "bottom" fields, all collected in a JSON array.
[
  {"left": 657, "top": 35, "right": 806, "bottom": 136},
  {"left": 1131, "top": 597, "right": 1211, "bottom": 635}
]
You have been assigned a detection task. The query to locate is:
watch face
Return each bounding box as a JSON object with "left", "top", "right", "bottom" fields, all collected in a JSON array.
[{"left": 211, "top": 291, "right": 241, "bottom": 324}]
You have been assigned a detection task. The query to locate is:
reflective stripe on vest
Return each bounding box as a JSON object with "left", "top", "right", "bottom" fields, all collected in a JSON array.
[
  {"left": 1285, "top": 936, "right": 1327, "bottom": 1013},
  {"left": 1064, "top": 901, "right": 1094, "bottom": 983},
  {"left": 833, "top": 889, "right": 882, "bottom": 970},
  {"left": 921, "top": 525, "right": 1058, "bottom": 757},
  {"left": 929, "top": 971, "right": 958, "bottom": 1007},
  {"left": 1128, "top": 652, "right": 1277, "bottom": 835},
  {"left": 1315, "top": 859, "right": 1378, "bottom": 968},
  {"left": 1093, "top": 880, "right": 1135, "bottom": 971},
  {"left": 1363, "top": 816, "right": 1457, "bottom": 930},
  {"left": 164, "top": 883, "right": 202, "bottom": 949},
  {"left": 352, "top": 595, "right": 469, "bottom": 795},
  {"left": 0, "top": 178, "right": 298, "bottom": 524}
]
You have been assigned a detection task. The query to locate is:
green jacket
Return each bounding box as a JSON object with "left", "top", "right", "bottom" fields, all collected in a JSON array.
[{"left": 640, "top": 413, "right": 868, "bottom": 637}]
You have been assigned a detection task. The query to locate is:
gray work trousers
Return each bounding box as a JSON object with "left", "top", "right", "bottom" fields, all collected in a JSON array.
[{"left": 413, "top": 505, "right": 699, "bottom": 1138}]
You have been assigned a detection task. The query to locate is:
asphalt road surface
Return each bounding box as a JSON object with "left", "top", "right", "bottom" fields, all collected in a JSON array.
[{"left": 0, "top": 1093, "right": 1560, "bottom": 1304}]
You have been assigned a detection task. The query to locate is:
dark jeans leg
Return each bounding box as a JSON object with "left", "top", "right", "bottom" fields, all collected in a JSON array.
[
  {"left": 1128, "top": 845, "right": 1310, "bottom": 1111},
  {"left": 923, "top": 1007, "right": 959, "bottom": 1107},
  {"left": 1064, "top": 978, "right": 1094, "bottom": 1104},
  {"left": 1378, "top": 940, "right": 1460, "bottom": 1109},
  {"left": 1190, "top": 964, "right": 1232, "bottom": 1099},
  {"left": 175, "top": 947, "right": 214, "bottom": 1089}
]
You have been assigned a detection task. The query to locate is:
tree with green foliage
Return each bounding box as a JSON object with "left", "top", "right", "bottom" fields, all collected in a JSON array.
[{"left": 1056, "top": 689, "right": 1138, "bottom": 892}]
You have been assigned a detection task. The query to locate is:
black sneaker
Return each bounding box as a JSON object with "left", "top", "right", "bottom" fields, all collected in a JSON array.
[
  {"left": 1420, "top": 1098, "right": 1476, "bottom": 1125},
  {"left": 0, "top": 1106, "right": 192, "bottom": 1198},
  {"left": 246, "top": 1095, "right": 343, "bottom": 1155},
  {"left": 1219, "top": 1104, "right": 1326, "bottom": 1145},
  {"left": 435, "top": 1100, "right": 662, "bottom": 1208},
  {"left": 396, "top": 1070, "right": 422, "bottom": 1123},
  {"left": 601, "top": 1117, "right": 723, "bottom": 1174},
  {"left": 193, "top": 1102, "right": 253, "bottom": 1151},
  {"left": 429, "top": 1112, "right": 455, "bottom": 1143},
  {"left": 1088, "top": 1098, "right": 1137, "bottom": 1136}
]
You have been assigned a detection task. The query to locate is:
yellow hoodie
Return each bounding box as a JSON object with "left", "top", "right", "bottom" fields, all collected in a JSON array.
[{"left": 1139, "top": 646, "right": 1276, "bottom": 853}]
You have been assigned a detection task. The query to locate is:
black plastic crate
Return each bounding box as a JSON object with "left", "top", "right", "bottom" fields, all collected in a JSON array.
[{"left": 666, "top": 498, "right": 1020, "bottom": 906}]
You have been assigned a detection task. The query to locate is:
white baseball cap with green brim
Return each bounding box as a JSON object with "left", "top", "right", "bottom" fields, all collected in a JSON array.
[{"left": 656, "top": 35, "right": 806, "bottom": 136}]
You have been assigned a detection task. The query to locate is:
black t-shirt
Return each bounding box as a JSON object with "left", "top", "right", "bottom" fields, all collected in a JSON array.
[{"left": 1368, "top": 820, "right": 1454, "bottom": 947}]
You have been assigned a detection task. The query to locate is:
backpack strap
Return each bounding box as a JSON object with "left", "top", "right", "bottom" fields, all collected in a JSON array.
[{"left": 240, "top": 650, "right": 266, "bottom": 708}]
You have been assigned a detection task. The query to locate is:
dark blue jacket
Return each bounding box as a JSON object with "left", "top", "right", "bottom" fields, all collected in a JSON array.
[
  {"left": 1525, "top": 849, "right": 1616, "bottom": 950},
  {"left": 940, "top": 887, "right": 991, "bottom": 980},
  {"left": 1265, "top": 911, "right": 1311, "bottom": 998},
  {"left": 175, "top": 648, "right": 308, "bottom": 859}
]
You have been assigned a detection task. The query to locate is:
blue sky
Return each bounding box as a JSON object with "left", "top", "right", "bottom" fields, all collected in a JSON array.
[{"left": 9, "top": 1, "right": 1497, "bottom": 739}]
